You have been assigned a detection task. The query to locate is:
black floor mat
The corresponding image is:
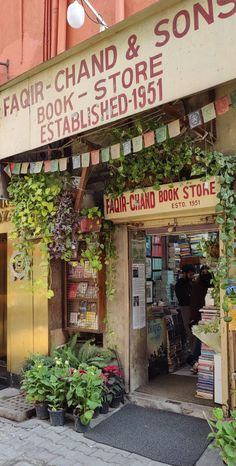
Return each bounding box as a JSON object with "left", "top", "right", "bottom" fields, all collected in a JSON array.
[{"left": 85, "top": 404, "right": 210, "bottom": 466}]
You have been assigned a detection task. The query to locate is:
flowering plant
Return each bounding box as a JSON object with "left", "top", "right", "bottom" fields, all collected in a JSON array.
[
  {"left": 21, "top": 358, "right": 51, "bottom": 404},
  {"left": 66, "top": 364, "right": 104, "bottom": 425},
  {"left": 103, "top": 365, "right": 125, "bottom": 397},
  {"left": 46, "top": 358, "right": 70, "bottom": 411}
]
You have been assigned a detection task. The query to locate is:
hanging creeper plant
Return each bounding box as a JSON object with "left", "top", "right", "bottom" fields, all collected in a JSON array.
[
  {"left": 191, "top": 151, "right": 236, "bottom": 322},
  {"left": 8, "top": 173, "right": 75, "bottom": 296}
]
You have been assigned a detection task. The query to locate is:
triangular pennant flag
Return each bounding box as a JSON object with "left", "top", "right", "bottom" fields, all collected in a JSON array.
[
  {"left": 44, "top": 160, "right": 52, "bottom": 173},
  {"left": 201, "top": 102, "right": 216, "bottom": 123},
  {"left": 230, "top": 90, "right": 236, "bottom": 108},
  {"left": 82, "top": 152, "right": 90, "bottom": 167},
  {"left": 122, "top": 140, "right": 131, "bottom": 156},
  {"left": 132, "top": 135, "right": 143, "bottom": 152},
  {"left": 59, "top": 158, "right": 68, "bottom": 172},
  {"left": 101, "top": 147, "right": 110, "bottom": 163},
  {"left": 168, "top": 119, "right": 180, "bottom": 138},
  {"left": 72, "top": 155, "right": 81, "bottom": 169},
  {"left": 21, "top": 162, "right": 29, "bottom": 174},
  {"left": 155, "top": 126, "right": 167, "bottom": 143},
  {"left": 4, "top": 165, "right": 11, "bottom": 177},
  {"left": 10, "top": 163, "right": 15, "bottom": 173},
  {"left": 144, "top": 131, "right": 155, "bottom": 148},
  {"left": 188, "top": 110, "right": 202, "bottom": 129},
  {"left": 91, "top": 150, "right": 100, "bottom": 165},
  {"left": 110, "top": 143, "right": 120, "bottom": 160},
  {"left": 50, "top": 159, "right": 59, "bottom": 172},
  {"left": 215, "top": 96, "right": 230, "bottom": 115},
  {"left": 12, "top": 163, "right": 21, "bottom": 175},
  {"left": 30, "top": 161, "right": 43, "bottom": 174}
]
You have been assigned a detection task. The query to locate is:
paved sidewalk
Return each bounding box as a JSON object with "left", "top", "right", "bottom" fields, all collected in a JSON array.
[{"left": 0, "top": 415, "right": 224, "bottom": 466}]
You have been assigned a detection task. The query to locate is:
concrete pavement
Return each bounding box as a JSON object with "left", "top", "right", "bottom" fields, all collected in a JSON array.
[{"left": 0, "top": 414, "right": 224, "bottom": 466}]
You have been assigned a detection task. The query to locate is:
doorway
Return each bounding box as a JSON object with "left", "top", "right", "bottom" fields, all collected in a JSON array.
[
  {"left": 0, "top": 234, "right": 7, "bottom": 386},
  {"left": 130, "top": 225, "right": 220, "bottom": 408}
]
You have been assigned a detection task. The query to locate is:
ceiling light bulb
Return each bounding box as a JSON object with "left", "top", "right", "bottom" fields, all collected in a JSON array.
[{"left": 67, "top": 1, "right": 85, "bottom": 29}]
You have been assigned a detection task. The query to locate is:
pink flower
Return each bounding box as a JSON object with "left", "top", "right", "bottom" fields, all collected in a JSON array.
[{"left": 79, "top": 369, "right": 87, "bottom": 375}]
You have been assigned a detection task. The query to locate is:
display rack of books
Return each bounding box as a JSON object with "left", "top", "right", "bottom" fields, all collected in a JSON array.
[
  {"left": 64, "top": 257, "right": 106, "bottom": 333},
  {"left": 196, "top": 306, "right": 218, "bottom": 400},
  {"left": 168, "top": 242, "right": 181, "bottom": 270},
  {"left": 165, "top": 311, "right": 184, "bottom": 372}
]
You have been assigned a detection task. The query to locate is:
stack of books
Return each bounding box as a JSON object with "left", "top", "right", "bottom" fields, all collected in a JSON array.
[
  {"left": 189, "top": 234, "right": 202, "bottom": 256},
  {"left": 196, "top": 343, "right": 214, "bottom": 400},
  {"left": 196, "top": 307, "right": 218, "bottom": 400},
  {"left": 179, "top": 238, "right": 191, "bottom": 258},
  {"left": 168, "top": 242, "right": 181, "bottom": 269}
]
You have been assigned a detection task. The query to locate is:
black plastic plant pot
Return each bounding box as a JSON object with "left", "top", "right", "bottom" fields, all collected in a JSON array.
[
  {"left": 100, "top": 402, "right": 109, "bottom": 414},
  {"left": 74, "top": 416, "right": 91, "bottom": 433},
  {"left": 48, "top": 409, "right": 65, "bottom": 426},
  {"left": 35, "top": 402, "right": 49, "bottom": 420},
  {"left": 93, "top": 407, "right": 100, "bottom": 419},
  {"left": 110, "top": 395, "right": 122, "bottom": 409}
]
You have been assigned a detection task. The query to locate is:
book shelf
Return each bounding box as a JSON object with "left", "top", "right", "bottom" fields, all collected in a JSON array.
[{"left": 64, "top": 256, "right": 106, "bottom": 334}]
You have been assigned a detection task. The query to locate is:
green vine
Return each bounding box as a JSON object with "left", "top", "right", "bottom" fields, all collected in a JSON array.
[
  {"left": 106, "top": 136, "right": 202, "bottom": 198},
  {"left": 8, "top": 173, "right": 75, "bottom": 297},
  {"left": 105, "top": 133, "right": 236, "bottom": 322},
  {"left": 191, "top": 151, "right": 236, "bottom": 322}
]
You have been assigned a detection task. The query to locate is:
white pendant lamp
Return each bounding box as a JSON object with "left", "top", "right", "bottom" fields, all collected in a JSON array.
[{"left": 67, "top": 1, "right": 85, "bottom": 29}]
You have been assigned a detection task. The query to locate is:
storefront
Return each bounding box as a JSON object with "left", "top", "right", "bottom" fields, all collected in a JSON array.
[
  {"left": 0, "top": 0, "right": 235, "bottom": 409},
  {"left": 104, "top": 178, "right": 226, "bottom": 412}
]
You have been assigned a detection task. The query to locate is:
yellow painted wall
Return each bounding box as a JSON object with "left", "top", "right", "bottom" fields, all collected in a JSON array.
[{"left": 0, "top": 221, "right": 48, "bottom": 374}]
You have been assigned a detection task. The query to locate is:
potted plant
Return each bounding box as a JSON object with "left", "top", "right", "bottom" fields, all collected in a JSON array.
[
  {"left": 192, "top": 317, "right": 221, "bottom": 353},
  {"left": 100, "top": 382, "right": 112, "bottom": 414},
  {"left": 21, "top": 358, "right": 51, "bottom": 420},
  {"left": 79, "top": 207, "right": 102, "bottom": 233},
  {"left": 47, "top": 359, "right": 69, "bottom": 426},
  {"left": 67, "top": 365, "right": 104, "bottom": 433},
  {"left": 103, "top": 365, "right": 125, "bottom": 408},
  {"left": 208, "top": 408, "right": 236, "bottom": 466}
]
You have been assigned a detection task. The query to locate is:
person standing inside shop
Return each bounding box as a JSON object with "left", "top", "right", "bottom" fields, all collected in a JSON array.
[{"left": 175, "top": 264, "right": 195, "bottom": 349}]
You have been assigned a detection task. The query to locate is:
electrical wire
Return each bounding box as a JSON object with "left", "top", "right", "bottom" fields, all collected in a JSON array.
[{"left": 81, "top": 0, "right": 100, "bottom": 25}]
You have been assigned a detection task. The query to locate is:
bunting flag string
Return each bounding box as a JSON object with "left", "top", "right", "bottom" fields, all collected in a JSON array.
[{"left": 2, "top": 91, "right": 236, "bottom": 177}]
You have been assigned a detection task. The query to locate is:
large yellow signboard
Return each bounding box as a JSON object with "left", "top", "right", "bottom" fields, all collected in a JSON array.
[
  {"left": 104, "top": 177, "right": 219, "bottom": 222},
  {"left": 1, "top": 0, "right": 236, "bottom": 159}
]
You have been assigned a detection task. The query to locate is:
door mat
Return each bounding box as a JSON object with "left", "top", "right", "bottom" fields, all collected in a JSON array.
[{"left": 85, "top": 404, "right": 210, "bottom": 466}]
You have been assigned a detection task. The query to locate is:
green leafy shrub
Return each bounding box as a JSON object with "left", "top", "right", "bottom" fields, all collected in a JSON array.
[
  {"left": 208, "top": 408, "right": 236, "bottom": 466},
  {"left": 21, "top": 358, "right": 52, "bottom": 404},
  {"left": 67, "top": 365, "right": 104, "bottom": 425},
  {"left": 46, "top": 359, "right": 70, "bottom": 411}
]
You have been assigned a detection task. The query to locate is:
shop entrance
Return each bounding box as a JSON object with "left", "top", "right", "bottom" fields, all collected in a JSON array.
[
  {"left": 130, "top": 224, "right": 220, "bottom": 408},
  {"left": 0, "top": 234, "right": 7, "bottom": 386}
]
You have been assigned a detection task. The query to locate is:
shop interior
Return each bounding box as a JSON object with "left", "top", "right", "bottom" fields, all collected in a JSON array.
[{"left": 136, "top": 227, "right": 219, "bottom": 407}]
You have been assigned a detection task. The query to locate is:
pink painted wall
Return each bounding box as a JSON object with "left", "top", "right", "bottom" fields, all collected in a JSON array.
[{"left": 0, "top": 0, "right": 158, "bottom": 85}]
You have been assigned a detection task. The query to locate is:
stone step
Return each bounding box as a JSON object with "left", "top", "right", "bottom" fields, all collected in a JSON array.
[{"left": 128, "top": 391, "right": 214, "bottom": 420}]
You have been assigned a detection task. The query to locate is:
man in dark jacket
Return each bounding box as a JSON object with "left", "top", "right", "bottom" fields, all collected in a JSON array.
[{"left": 175, "top": 264, "right": 195, "bottom": 348}]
